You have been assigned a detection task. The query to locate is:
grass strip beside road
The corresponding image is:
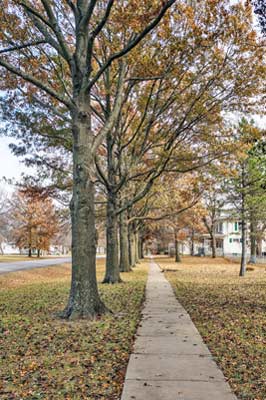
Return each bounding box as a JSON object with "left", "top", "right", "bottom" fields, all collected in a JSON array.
[
  {"left": 156, "top": 256, "right": 266, "bottom": 400},
  {"left": 0, "top": 259, "right": 148, "bottom": 400},
  {"left": 0, "top": 255, "right": 50, "bottom": 263}
]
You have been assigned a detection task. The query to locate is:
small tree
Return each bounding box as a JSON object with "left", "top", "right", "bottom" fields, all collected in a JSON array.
[{"left": 10, "top": 189, "right": 58, "bottom": 257}]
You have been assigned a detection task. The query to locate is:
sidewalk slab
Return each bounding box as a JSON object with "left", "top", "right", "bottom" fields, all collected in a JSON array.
[{"left": 121, "top": 380, "right": 237, "bottom": 400}]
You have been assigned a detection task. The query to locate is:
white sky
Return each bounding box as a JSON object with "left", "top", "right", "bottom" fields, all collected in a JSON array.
[{"left": 0, "top": 137, "right": 33, "bottom": 192}]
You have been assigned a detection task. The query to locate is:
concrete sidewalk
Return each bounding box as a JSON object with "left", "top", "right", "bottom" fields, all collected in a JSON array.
[{"left": 121, "top": 260, "right": 237, "bottom": 400}]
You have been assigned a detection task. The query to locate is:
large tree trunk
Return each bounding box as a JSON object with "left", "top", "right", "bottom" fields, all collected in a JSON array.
[
  {"left": 119, "top": 210, "right": 131, "bottom": 272},
  {"left": 103, "top": 193, "right": 121, "bottom": 283},
  {"left": 103, "top": 125, "right": 122, "bottom": 283},
  {"left": 240, "top": 164, "right": 247, "bottom": 277},
  {"left": 257, "top": 239, "right": 262, "bottom": 257},
  {"left": 135, "top": 231, "right": 140, "bottom": 264},
  {"left": 138, "top": 235, "right": 143, "bottom": 259},
  {"left": 210, "top": 232, "right": 216, "bottom": 258},
  {"left": 62, "top": 106, "right": 107, "bottom": 320},
  {"left": 190, "top": 228, "right": 195, "bottom": 256},
  {"left": 140, "top": 238, "right": 144, "bottom": 259},
  {"left": 248, "top": 218, "right": 257, "bottom": 264},
  {"left": 240, "top": 218, "right": 247, "bottom": 276},
  {"left": 175, "top": 232, "right": 181, "bottom": 263},
  {"left": 129, "top": 224, "right": 136, "bottom": 268}
]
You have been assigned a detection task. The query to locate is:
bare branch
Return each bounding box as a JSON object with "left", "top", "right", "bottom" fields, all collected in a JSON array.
[
  {"left": 0, "top": 40, "right": 46, "bottom": 55},
  {"left": 92, "top": 61, "right": 126, "bottom": 153},
  {"left": 91, "top": 0, "right": 114, "bottom": 39}
]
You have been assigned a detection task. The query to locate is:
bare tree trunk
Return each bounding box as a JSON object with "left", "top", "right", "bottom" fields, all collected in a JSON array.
[
  {"left": 62, "top": 107, "right": 107, "bottom": 320},
  {"left": 240, "top": 218, "right": 247, "bottom": 276},
  {"left": 249, "top": 218, "right": 257, "bottom": 264},
  {"left": 257, "top": 239, "right": 262, "bottom": 257},
  {"left": 210, "top": 233, "right": 216, "bottom": 258},
  {"left": 138, "top": 235, "right": 143, "bottom": 259},
  {"left": 191, "top": 228, "right": 195, "bottom": 256},
  {"left": 103, "top": 193, "right": 121, "bottom": 283},
  {"left": 129, "top": 224, "right": 136, "bottom": 268},
  {"left": 240, "top": 173, "right": 247, "bottom": 277},
  {"left": 119, "top": 210, "right": 131, "bottom": 272},
  {"left": 135, "top": 231, "right": 140, "bottom": 264},
  {"left": 175, "top": 232, "right": 181, "bottom": 263},
  {"left": 140, "top": 238, "right": 144, "bottom": 259},
  {"left": 37, "top": 249, "right": 40, "bottom": 258}
]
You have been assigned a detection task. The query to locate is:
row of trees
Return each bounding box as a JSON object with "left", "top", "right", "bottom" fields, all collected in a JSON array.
[
  {"left": 0, "top": 1, "right": 265, "bottom": 318},
  {"left": 145, "top": 118, "right": 266, "bottom": 277}
]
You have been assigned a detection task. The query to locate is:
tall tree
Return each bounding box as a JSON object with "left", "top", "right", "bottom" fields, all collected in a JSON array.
[
  {"left": 0, "top": 0, "right": 176, "bottom": 319},
  {"left": 225, "top": 119, "right": 263, "bottom": 276}
]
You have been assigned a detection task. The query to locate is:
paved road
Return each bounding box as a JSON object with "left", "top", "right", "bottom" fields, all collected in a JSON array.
[
  {"left": 121, "top": 260, "right": 237, "bottom": 400},
  {"left": 0, "top": 255, "right": 106, "bottom": 275},
  {"left": 0, "top": 257, "right": 72, "bottom": 274}
]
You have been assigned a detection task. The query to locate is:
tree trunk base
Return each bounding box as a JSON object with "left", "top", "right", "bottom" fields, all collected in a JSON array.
[
  {"left": 60, "top": 301, "right": 109, "bottom": 321},
  {"left": 102, "top": 276, "right": 123, "bottom": 284},
  {"left": 120, "top": 267, "right": 132, "bottom": 273}
]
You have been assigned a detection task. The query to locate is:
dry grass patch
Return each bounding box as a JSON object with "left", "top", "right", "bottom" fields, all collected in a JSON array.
[
  {"left": 0, "top": 260, "right": 148, "bottom": 400},
  {"left": 156, "top": 256, "right": 266, "bottom": 400}
]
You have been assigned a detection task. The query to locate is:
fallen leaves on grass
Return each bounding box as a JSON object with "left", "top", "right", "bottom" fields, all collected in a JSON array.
[
  {"left": 158, "top": 256, "right": 266, "bottom": 400},
  {"left": 0, "top": 262, "right": 148, "bottom": 399}
]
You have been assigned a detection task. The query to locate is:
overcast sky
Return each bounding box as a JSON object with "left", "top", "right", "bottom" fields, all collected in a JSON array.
[{"left": 0, "top": 137, "right": 33, "bottom": 192}]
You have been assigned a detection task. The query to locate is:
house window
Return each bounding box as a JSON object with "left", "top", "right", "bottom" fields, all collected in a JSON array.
[
  {"left": 229, "top": 238, "right": 233, "bottom": 243},
  {"left": 215, "top": 222, "right": 223, "bottom": 234},
  {"left": 234, "top": 222, "right": 238, "bottom": 232}
]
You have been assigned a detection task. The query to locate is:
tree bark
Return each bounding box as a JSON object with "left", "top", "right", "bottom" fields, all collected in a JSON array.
[
  {"left": 119, "top": 210, "right": 131, "bottom": 272},
  {"left": 140, "top": 238, "right": 144, "bottom": 259},
  {"left": 240, "top": 218, "right": 247, "bottom": 276},
  {"left": 138, "top": 236, "right": 143, "bottom": 259},
  {"left": 103, "top": 193, "right": 121, "bottom": 283},
  {"left": 210, "top": 232, "right": 216, "bottom": 258},
  {"left": 135, "top": 231, "right": 140, "bottom": 264},
  {"left": 248, "top": 216, "right": 257, "bottom": 264},
  {"left": 129, "top": 224, "right": 136, "bottom": 268},
  {"left": 37, "top": 249, "right": 40, "bottom": 258},
  {"left": 240, "top": 170, "right": 247, "bottom": 277},
  {"left": 175, "top": 232, "right": 181, "bottom": 262},
  {"left": 190, "top": 228, "right": 195, "bottom": 256},
  {"left": 62, "top": 106, "right": 107, "bottom": 319},
  {"left": 257, "top": 239, "right": 262, "bottom": 257}
]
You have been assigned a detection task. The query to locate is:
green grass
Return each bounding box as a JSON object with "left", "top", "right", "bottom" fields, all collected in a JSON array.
[
  {"left": 0, "top": 260, "right": 148, "bottom": 400},
  {"left": 157, "top": 256, "right": 266, "bottom": 400}
]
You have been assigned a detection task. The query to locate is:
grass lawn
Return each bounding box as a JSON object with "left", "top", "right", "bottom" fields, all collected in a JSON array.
[
  {"left": 0, "top": 259, "right": 148, "bottom": 400},
  {"left": 156, "top": 256, "right": 266, "bottom": 400}
]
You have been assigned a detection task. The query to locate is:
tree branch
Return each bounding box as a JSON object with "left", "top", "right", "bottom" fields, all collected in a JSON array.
[
  {"left": 0, "top": 58, "right": 72, "bottom": 109},
  {"left": 87, "top": 0, "right": 176, "bottom": 90},
  {"left": 0, "top": 40, "right": 46, "bottom": 55},
  {"left": 91, "top": 0, "right": 114, "bottom": 39}
]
